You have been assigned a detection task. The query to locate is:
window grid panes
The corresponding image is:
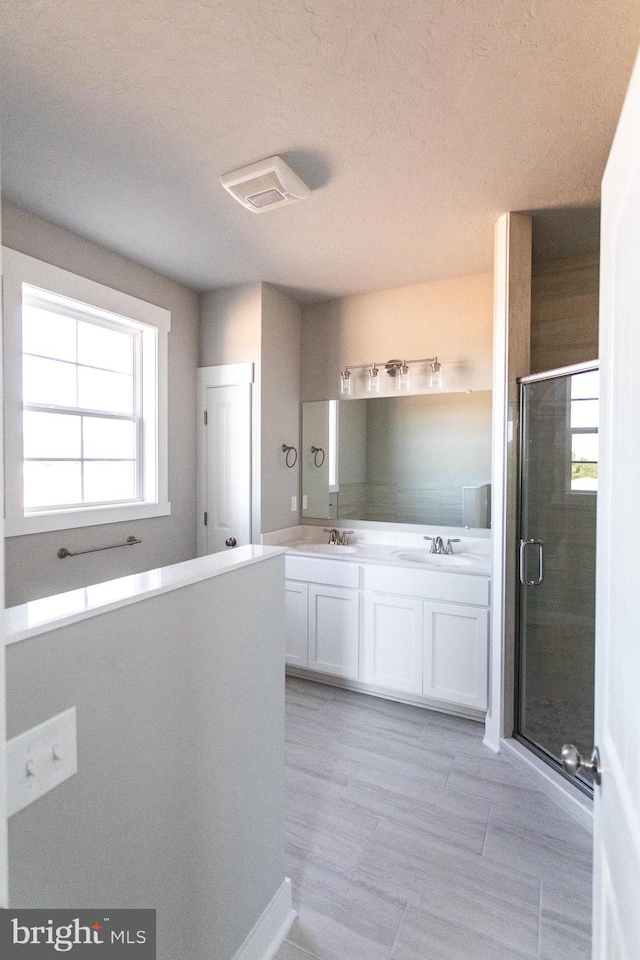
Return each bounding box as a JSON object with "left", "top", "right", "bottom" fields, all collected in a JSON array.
[
  {"left": 21, "top": 292, "right": 142, "bottom": 512},
  {"left": 570, "top": 371, "right": 599, "bottom": 493}
]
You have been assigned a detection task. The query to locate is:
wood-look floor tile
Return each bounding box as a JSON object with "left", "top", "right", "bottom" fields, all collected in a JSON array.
[
  {"left": 286, "top": 791, "right": 379, "bottom": 874},
  {"left": 342, "top": 778, "right": 490, "bottom": 854},
  {"left": 285, "top": 739, "right": 357, "bottom": 782},
  {"left": 447, "top": 750, "right": 549, "bottom": 806},
  {"left": 282, "top": 678, "right": 593, "bottom": 960},
  {"left": 539, "top": 870, "right": 592, "bottom": 960},
  {"left": 355, "top": 820, "right": 541, "bottom": 954},
  {"left": 482, "top": 801, "right": 593, "bottom": 886},
  {"left": 329, "top": 686, "right": 435, "bottom": 724},
  {"left": 390, "top": 901, "right": 537, "bottom": 960},
  {"left": 286, "top": 676, "right": 337, "bottom": 707},
  {"left": 318, "top": 698, "right": 429, "bottom": 740},
  {"left": 286, "top": 859, "right": 407, "bottom": 960},
  {"left": 274, "top": 940, "right": 320, "bottom": 960}
]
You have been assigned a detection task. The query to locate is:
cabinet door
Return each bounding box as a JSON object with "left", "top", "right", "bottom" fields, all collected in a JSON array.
[
  {"left": 363, "top": 593, "right": 423, "bottom": 693},
  {"left": 285, "top": 580, "right": 308, "bottom": 667},
  {"left": 308, "top": 585, "right": 359, "bottom": 679},
  {"left": 423, "top": 602, "right": 489, "bottom": 710}
]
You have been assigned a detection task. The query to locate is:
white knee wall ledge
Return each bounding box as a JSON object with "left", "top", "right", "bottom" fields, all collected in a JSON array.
[{"left": 4, "top": 545, "right": 285, "bottom": 645}]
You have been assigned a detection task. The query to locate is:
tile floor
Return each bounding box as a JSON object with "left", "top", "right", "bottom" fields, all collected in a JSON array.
[{"left": 275, "top": 677, "right": 593, "bottom": 960}]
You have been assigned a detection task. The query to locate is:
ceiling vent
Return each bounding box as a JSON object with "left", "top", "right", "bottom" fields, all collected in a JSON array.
[{"left": 221, "top": 156, "right": 311, "bottom": 213}]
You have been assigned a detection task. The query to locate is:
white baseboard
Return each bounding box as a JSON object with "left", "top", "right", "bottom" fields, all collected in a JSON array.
[
  {"left": 500, "top": 738, "right": 593, "bottom": 834},
  {"left": 232, "top": 877, "right": 296, "bottom": 960}
]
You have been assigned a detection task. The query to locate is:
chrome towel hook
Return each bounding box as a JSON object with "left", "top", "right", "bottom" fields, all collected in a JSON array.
[
  {"left": 281, "top": 443, "right": 298, "bottom": 468},
  {"left": 311, "top": 445, "right": 325, "bottom": 467}
]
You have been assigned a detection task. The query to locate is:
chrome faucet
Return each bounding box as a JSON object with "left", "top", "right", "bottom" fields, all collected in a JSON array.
[
  {"left": 323, "top": 528, "right": 353, "bottom": 545},
  {"left": 423, "top": 535, "right": 445, "bottom": 554},
  {"left": 424, "top": 536, "right": 461, "bottom": 555}
]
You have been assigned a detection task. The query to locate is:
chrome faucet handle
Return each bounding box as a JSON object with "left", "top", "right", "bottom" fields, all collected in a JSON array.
[
  {"left": 423, "top": 536, "right": 438, "bottom": 554},
  {"left": 445, "top": 538, "right": 461, "bottom": 555},
  {"left": 337, "top": 530, "right": 354, "bottom": 545},
  {"left": 323, "top": 527, "right": 338, "bottom": 544}
]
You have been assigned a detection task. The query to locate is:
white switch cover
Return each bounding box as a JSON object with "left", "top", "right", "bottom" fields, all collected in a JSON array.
[
  {"left": 8, "top": 707, "right": 77, "bottom": 816},
  {"left": 302, "top": 495, "right": 308, "bottom": 509},
  {"left": 291, "top": 496, "right": 297, "bottom": 511}
]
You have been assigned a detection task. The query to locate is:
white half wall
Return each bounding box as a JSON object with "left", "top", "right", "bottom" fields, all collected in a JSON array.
[{"left": 7, "top": 554, "right": 287, "bottom": 960}]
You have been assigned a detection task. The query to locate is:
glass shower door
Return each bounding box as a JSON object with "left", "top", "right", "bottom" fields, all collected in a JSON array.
[{"left": 516, "top": 363, "right": 598, "bottom": 794}]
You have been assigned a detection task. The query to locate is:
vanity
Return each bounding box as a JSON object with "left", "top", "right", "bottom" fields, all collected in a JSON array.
[
  {"left": 274, "top": 386, "right": 492, "bottom": 720},
  {"left": 269, "top": 532, "right": 491, "bottom": 719}
]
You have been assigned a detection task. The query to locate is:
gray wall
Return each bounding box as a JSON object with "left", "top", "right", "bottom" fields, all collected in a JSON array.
[
  {"left": 199, "top": 282, "right": 302, "bottom": 537},
  {"left": 2, "top": 204, "right": 199, "bottom": 605},
  {"left": 261, "top": 284, "right": 301, "bottom": 533},
  {"left": 7, "top": 557, "right": 286, "bottom": 960}
]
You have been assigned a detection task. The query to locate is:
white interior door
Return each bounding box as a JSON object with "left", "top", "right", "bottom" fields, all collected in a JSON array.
[
  {"left": 197, "top": 364, "right": 253, "bottom": 556},
  {"left": 593, "top": 49, "right": 640, "bottom": 959}
]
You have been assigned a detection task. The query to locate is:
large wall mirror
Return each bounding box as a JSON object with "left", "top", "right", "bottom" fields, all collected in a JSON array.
[{"left": 302, "top": 393, "right": 492, "bottom": 528}]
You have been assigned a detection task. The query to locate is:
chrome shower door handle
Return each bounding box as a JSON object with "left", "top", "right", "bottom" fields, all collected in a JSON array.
[{"left": 519, "top": 538, "right": 544, "bottom": 586}]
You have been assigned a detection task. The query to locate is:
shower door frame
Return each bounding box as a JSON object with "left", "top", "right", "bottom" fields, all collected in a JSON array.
[{"left": 514, "top": 359, "right": 599, "bottom": 798}]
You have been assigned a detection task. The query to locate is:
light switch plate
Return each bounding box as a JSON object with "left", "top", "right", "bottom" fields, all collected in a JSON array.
[
  {"left": 291, "top": 496, "right": 297, "bottom": 511},
  {"left": 8, "top": 707, "right": 78, "bottom": 816},
  {"left": 302, "top": 495, "right": 308, "bottom": 509}
]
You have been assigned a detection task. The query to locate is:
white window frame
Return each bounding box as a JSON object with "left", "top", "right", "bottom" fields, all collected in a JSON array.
[{"left": 2, "top": 247, "right": 171, "bottom": 536}]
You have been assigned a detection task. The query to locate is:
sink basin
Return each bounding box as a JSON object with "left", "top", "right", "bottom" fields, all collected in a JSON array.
[
  {"left": 287, "top": 542, "right": 358, "bottom": 555},
  {"left": 391, "top": 550, "right": 486, "bottom": 568}
]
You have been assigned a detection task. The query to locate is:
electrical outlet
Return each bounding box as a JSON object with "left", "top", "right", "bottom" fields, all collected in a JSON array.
[
  {"left": 8, "top": 707, "right": 78, "bottom": 816},
  {"left": 291, "top": 496, "right": 297, "bottom": 511}
]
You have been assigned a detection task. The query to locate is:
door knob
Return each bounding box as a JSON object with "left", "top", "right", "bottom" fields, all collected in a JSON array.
[
  {"left": 225, "top": 537, "right": 237, "bottom": 548},
  {"left": 561, "top": 743, "right": 601, "bottom": 786}
]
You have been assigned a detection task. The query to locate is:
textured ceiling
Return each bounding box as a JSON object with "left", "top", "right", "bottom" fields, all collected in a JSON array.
[{"left": 1, "top": 1, "right": 638, "bottom": 301}]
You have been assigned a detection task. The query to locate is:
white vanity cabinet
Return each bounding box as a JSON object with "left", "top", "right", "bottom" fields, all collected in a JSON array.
[
  {"left": 363, "top": 593, "right": 424, "bottom": 693},
  {"left": 285, "top": 555, "right": 360, "bottom": 680},
  {"left": 284, "top": 550, "right": 490, "bottom": 715},
  {"left": 423, "top": 601, "right": 489, "bottom": 710},
  {"left": 363, "top": 564, "right": 490, "bottom": 711}
]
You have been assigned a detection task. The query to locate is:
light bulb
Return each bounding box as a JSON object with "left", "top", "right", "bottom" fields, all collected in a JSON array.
[
  {"left": 397, "top": 362, "right": 410, "bottom": 391},
  {"left": 429, "top": 360, "right": 442, "bottom": 390},
  {"left": 367, "top": 364, "right": 380, "bottom": 393},
  {"left": 340, "top": 367, "right": 352, "bottom": 396}
]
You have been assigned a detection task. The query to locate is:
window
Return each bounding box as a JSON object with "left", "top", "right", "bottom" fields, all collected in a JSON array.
[
  {"left": 3, "top": 247, "right": 171, "bottom": 535},
  {"left": 569, "top": 369, "right": 599, "bottom": 492}
]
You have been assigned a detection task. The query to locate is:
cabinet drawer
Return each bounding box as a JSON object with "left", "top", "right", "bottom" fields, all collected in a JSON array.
[
  {"left": 285, "top": 555, "right": 359, "bottom": 589},
  {"left": 364, "top": 565, "right": 489, "bottom": 606}
]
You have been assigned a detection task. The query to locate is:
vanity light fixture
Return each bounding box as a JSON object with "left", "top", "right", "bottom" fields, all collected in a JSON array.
[
  {"left": 340, "top": 366, "right": 352, "bottom": 396},
  {"left": 339, "top": 357, "right": 442, "bottom": 395}
]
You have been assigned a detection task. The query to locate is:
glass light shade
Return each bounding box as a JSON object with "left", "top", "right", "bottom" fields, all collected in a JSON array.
[
  {"left": 397, "top": 362, "right": 410, "bottom": 391},
  {"left": 367, "top": 364, "right": 380, "bottom": 393},
  {"left": 429, "top": 361, "right": 442, "bottom": 390},
  {"left": 340, "top": 367, "right": 352, "bottom": 396}
]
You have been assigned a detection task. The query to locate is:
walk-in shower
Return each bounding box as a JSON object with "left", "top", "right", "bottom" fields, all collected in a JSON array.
[{"left": 516, "top": 361, "right": 598, "bottom": 795}]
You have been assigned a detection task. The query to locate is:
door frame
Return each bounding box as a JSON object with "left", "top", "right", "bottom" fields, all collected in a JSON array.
[{"left": 196, "top": 363, "right": 254, "bottom": 557}]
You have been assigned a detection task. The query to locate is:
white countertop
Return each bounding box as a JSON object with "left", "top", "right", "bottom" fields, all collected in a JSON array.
[
  {"left": 4, "top": 545, "right": 286, "bottom": 646},
  {"left": 283, "top": 539, "right": 491, "bottom": 576}
]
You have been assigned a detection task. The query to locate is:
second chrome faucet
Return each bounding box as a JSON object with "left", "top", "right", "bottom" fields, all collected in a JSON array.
[{"left": 423, "top": 535, "right": 461, "bottom": 555}]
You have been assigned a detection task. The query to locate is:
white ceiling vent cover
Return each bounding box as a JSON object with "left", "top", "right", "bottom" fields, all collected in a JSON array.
[{"left": 221, "top": 156, "right": 311, "bottom": 213}]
